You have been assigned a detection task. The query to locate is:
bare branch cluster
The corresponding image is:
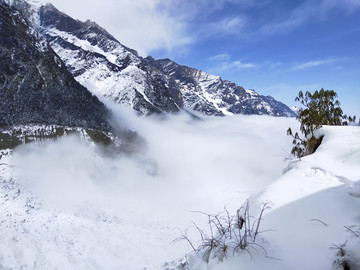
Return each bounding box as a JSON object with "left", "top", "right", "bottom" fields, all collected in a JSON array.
[
  {"left": 173, "top": 201, "right": 272, "bottom": 263},
  {"left": 330, "top": 241, "right": 350, "bottom": 270},
  {"left": 330, "top": 225, "right": 360, "bottom": 270}
]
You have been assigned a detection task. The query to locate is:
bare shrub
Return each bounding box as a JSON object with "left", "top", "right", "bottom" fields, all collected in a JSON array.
[
  {"left": 331, "top": 242, "right": 350, "bottom": 270},
  {"left": 331, "top": 225, "right": 360, "bottom": 270},
  {"left": 173, "top": 201, "right": 272, "bottom": 263}
]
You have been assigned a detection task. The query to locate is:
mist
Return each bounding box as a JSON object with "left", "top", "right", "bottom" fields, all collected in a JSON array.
[{"left": 11, "top": 109, "right": 299, "bottom": 268}]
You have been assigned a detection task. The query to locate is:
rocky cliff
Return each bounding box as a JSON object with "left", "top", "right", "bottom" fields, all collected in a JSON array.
[{"left": 0, "top": 0, "right": 112, "bottom": 131}]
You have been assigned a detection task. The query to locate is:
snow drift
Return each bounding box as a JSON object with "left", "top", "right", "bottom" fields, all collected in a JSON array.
[{"left": 185, "top": 125, "right": 360, "bottom": 270}]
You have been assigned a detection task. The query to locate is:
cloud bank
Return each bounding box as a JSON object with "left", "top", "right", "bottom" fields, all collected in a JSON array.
[
  {"left": 11, "top": 109, "right": 299, "bottom": 268},
  {"left": 13, "top": 110, "right": 299, "bottom": 219}
]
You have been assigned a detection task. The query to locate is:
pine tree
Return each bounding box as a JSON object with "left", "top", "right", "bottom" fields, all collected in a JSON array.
[{"left": 287, "top": 89, "right": 354, "bottom": 158}]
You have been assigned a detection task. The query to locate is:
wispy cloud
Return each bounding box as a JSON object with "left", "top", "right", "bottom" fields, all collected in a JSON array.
[
  {"left": 208, "top": 53, "right": 231, "bottom": 62},
  {"left": 208, "top": 53, "right": 256, "bottom": 73},
  {"left": 155, "top": 0, "right": 253, "bottom": 44},
  {"left": 231, "top": 60, "right": 257, "bottom": 69},
  {"left": 211, "top": 16, "right": 247, "bottom": 35},
  {"left": 47, "top": 0, "right": 255, "bottom": 56},
  {"left": 293, "top": 59, "right": 339, "bottom": 70},
  {"left": 261, "top": 0, "right": 360, "bottom": 35}
]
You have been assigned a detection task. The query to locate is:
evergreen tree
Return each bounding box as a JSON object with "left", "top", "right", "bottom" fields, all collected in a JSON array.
[{"left": 287, "top": 89, "right": 354, "bottom": 158}]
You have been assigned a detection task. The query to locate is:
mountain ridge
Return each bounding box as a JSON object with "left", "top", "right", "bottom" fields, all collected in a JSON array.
[
  {"left": 33, "top": 1, "right": 295, "bottom": 117},
  {"left": 145, "top": 57, "right": 296, "bottom": 117},
  {"left": 2, "top": 0, "right": 296, "bottom": 118}
]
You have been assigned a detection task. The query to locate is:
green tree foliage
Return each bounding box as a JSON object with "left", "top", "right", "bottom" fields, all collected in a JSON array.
[{"left": 287, "top": 88, "right": 355, "bottom": 158}]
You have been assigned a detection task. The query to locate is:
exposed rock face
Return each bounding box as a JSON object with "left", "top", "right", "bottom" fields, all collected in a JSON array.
[{"left": 0, "top": 0, "right": 112, "bottom": 131}]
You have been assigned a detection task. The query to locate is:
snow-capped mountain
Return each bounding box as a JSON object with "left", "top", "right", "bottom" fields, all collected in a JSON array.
[
  {"left": 0, "top": 0, "right": 111, "bottom": 131},
  {"left": 21, "top": 1, "right": 295, "bottom": 117},
  {"left": 146, "top": 57, "right": 296, "bottom": 117},
  {"left": 290, "top": 106, "right": 301, "bottom": 116},
  {"left": 37, "top": 3, "right": 182, "bottom": 116}
]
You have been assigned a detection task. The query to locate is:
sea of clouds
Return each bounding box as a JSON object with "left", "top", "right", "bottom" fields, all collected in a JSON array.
[{"left": 10, "top": 108, "right": 299, "bottom": 267}]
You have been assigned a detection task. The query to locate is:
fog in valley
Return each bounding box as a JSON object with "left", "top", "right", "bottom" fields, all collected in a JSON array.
[{"left": 10, "top": 109, "right": 299, "bottom": 268}]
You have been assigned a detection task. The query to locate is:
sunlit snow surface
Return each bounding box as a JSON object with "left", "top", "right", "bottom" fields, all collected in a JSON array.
[
  {"left": 187, "top": 126, "right": 360, "bottom": 270},
  {"left": 1, "top": 111, "right": 359, "bottom": 269}
]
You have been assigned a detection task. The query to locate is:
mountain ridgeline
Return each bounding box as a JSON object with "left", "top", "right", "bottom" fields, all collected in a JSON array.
[
  {"left": 145, "top": 57, "right": 296, "bottom": 116},
  {"left": 36, "top": 2, "right": 295, "bottom": 117},
  {"left": 1, "top": 0, "right": 296, "bottom": 128}
]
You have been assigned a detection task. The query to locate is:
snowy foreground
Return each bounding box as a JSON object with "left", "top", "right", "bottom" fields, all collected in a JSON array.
[{"left": 0, "top": 112, "right": 359, "bottom": 269}]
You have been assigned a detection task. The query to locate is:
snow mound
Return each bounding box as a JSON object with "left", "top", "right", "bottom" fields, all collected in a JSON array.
[{"left": 187, "top": 126, "right": 360, "bottom": 270}]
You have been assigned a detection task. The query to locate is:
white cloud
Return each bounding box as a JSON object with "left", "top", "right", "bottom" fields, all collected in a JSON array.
[
  {"left": 293, "top": 59, "right": 338, "bottom": 70},
  {"left": 10, "top": 111, "right": 298, "bottom": 268},
  {"left": 46, "top": 0, "right": 192, "bottom": 56},
  {"left": 231, "top": 60, "right": 256, "bottom": 69},
  {"left": 211, "top": 16, "right": 247, "bottom": 36},
  {"left": 208, "top": 53, "right": 256, "bottom": 72},
  {"left": 42, "top": 0, "right": 360, "bottom": 61},
  {"left": 45, "top": 0, "right": 256, "bottom": 56},
  {"left": 208, "top": 53, "right": 231, "bottom": 61}
]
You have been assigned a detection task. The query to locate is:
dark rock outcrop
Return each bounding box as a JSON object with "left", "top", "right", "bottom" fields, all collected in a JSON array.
[{"left": 0, "top": 1, "right": 112, "bottom": 131}]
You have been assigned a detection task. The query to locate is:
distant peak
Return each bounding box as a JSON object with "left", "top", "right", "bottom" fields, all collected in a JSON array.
[{"left": 84, "top": 19, "right": 110, "bottom": 34}]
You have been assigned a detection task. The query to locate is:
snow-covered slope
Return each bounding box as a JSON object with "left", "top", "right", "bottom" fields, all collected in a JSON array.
[
  {"left": 36, "top": 3, "right": 182, "bottom": 116},
  {"left": 184, "top": 126, "right": 360, "bottom": 270}
]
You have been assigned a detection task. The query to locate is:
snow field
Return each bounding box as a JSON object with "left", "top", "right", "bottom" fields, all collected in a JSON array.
[{"left": 1, "top": 111, "right": 359, "bottom": 269}]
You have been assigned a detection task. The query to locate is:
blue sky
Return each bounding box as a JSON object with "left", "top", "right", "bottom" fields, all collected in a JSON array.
[{"left": 48, "top": 0, "right": 360, "bottom": 117}]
